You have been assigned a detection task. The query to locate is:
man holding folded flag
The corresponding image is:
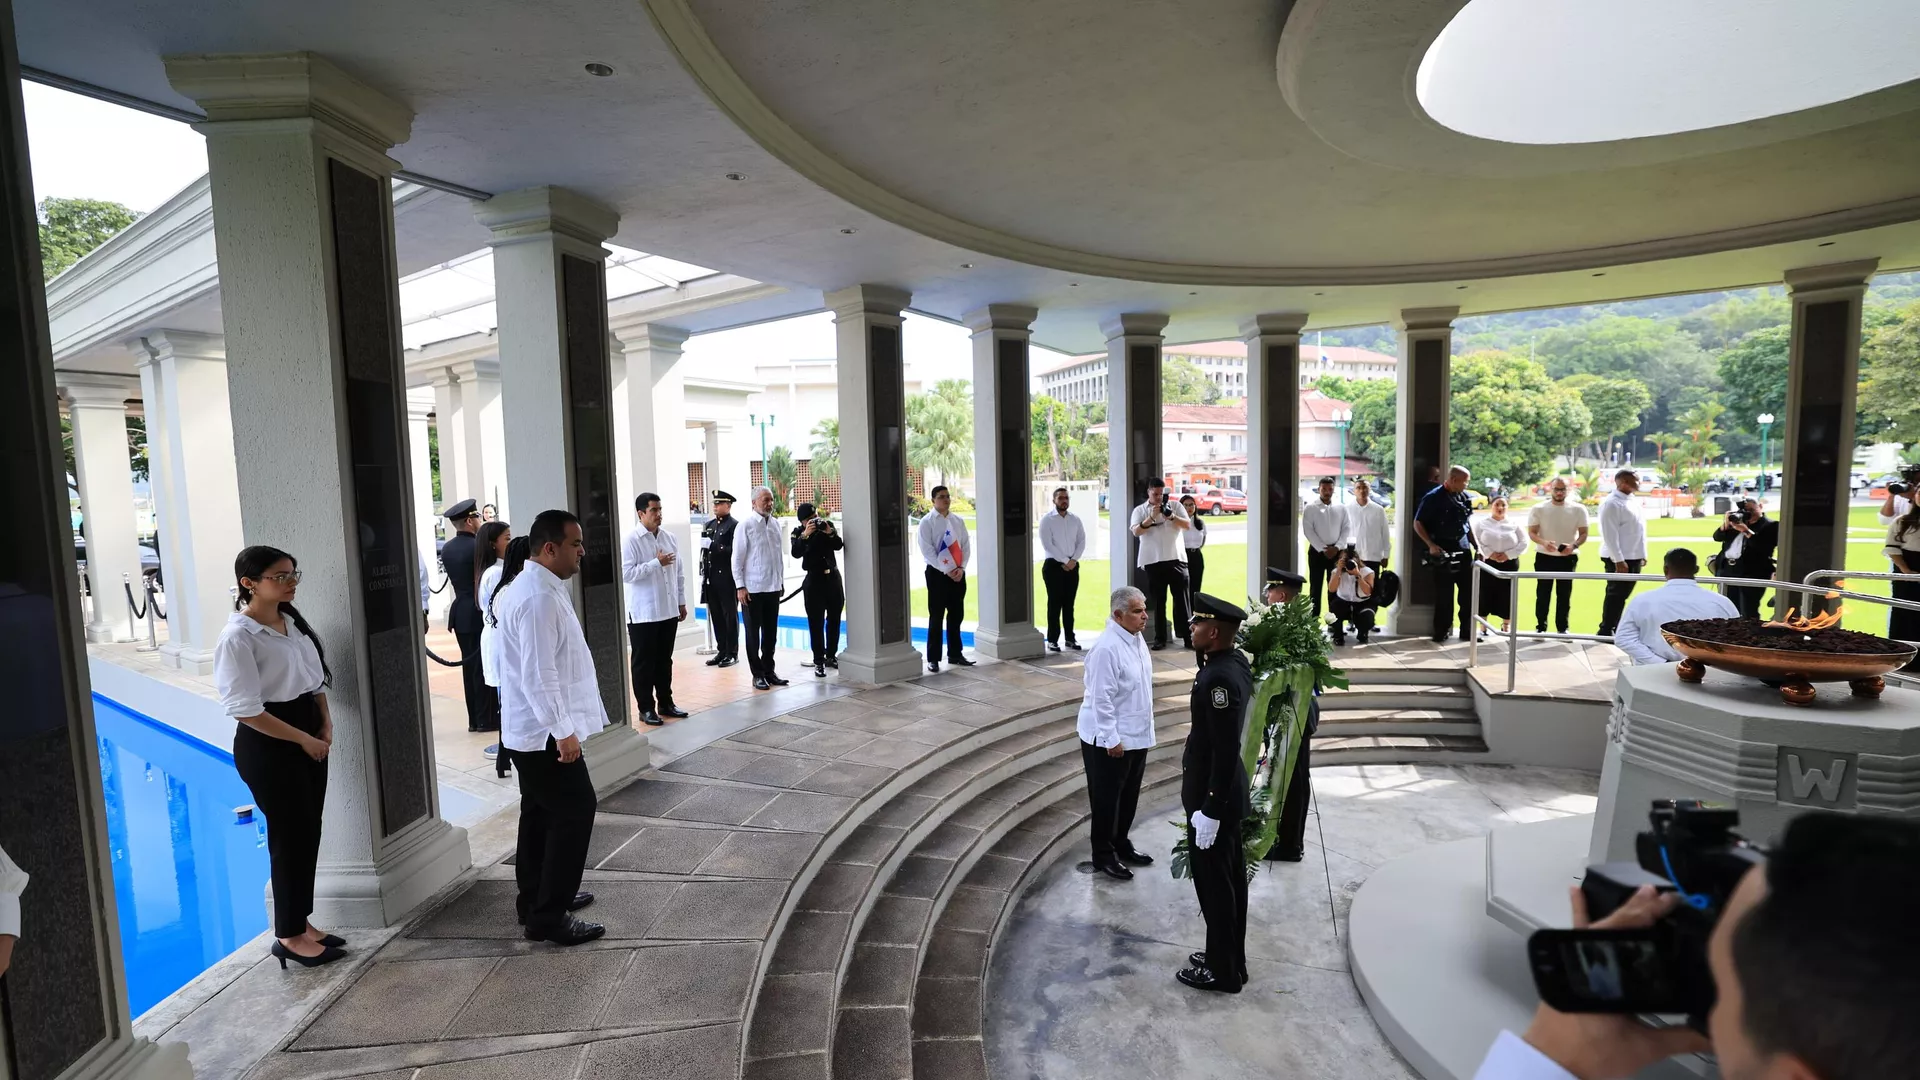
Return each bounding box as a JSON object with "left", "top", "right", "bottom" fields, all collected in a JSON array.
[{"left": 916, "top": 485, "right": 973, "bottom": 673}]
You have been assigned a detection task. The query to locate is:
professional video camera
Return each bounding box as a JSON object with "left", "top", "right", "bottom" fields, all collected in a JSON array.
[
  {"left": 1527, "top": 800, "right": 1765, "bottom": 1030},
  {"left": 1889, "top": 463, "right": 1920, "bottom": 498}
]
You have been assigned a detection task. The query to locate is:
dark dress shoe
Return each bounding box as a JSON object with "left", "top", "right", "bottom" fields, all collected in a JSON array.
[
  {"left": 659, "top": 705, "right": 690, "bottom": 718},
  {"left": 948, "top": 655, "right": 975, "bottom": 667},
  {"left": 524, "top": 916, "right": 606, "bottom": 947},
  {"left": 767, "top": 673, "right": 790, "bottom": 686},
  {"left": 1046, "top": 641, "right": 1061, "bottom": 653},
  {"left": 753, "top": 677, "right": 770, "bottom": 690},
  {"left": 1093, "top": 859, "right": 1135, "bottom": 881},
  {"left": 641, "top": 711, "right": 663, "bottom": 726},
  {"left": 927, "top": 660, "right": 940, "bottom": 673},
  {"left": 1149, "top": 642, "right": 1166, "bottom": 652},
  {"left": 705, "top": 655, "right": 724, "bottom": 666},
  {"left": 815, "top": 663, "right": 827, "bottom": 678},
  {"left": 1115, "top": 848, "right": 1154, "bottom": 867},
  {"left": 1187, "top": 952, "right": 1249, "bottom": 985},
  {"left": 517, "top": 893, "right": 596, "bottom": 924},
  {"left": 1066, "top": 640, "right": 1082, "bottom": 651},
  {"left": 717, "top": 656, "right": 738, "bottom": 668},
  {"left": 272, "top": 941, "right": 346, "bottom": 969},
  {"left": 1331, "top": 634, "right": 1346, "bottom": 646},
  {"left": 825, "top": 656, "right": 839, "bottom": 669},
  {"left": 315, "top": 932, "right": 347, "bottom": 948},
  {"left": 1176, "top": 964, "right": 1241, "bottom": 993},
  {"left": 1430, "top": 633, "right": 1450, "bottom": 644}
]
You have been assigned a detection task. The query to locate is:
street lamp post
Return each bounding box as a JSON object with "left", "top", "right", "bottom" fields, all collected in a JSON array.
[
  {"left": 1332, "top": 408, "right": 1353, "bottom": 498},
  {"left": 748, "top": 412, "right": 776, "bottom": 489},
  {"left": 1757, "top": 413, "right": 1775, "bottom": 492}
]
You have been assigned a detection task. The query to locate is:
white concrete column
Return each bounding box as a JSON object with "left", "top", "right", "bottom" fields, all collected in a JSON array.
[
  {"left": 1244, "top": 313, "right": 1308, "bottom": 593},
  {"left": 132, "top": 343, "right": 188, "bottom": 661},
  {"left": 465, "top": 357, "right": 505, "bottom": 519},
  {"left": 618, "top": 323, "right": 696, "bottom": 605},
  {"left": 1103, "top": 314, "right": 1169, "bottom": 584},
  {"left": 709, "top": 420, "right": 751, "bottom": 503},
  {"left": 148, "top": 330, "right": 244, "bottom": 674},
  {"left": 829, "top": 285, "right": 924, "bottom": 683},
  {"left": 168, "top": 51, "right": 470, "bottom": 927},
  {"left": 63, "top": 378, "right": 141, "bottom": 642},
  {"left": 478, "top": 185, "right": 647, "bottom": 791},
  {"left": 407, "top": 394, "right": 436, "bottom": 577},
  {"left": 430, "top": 368, "right": 469, "bottom": 511},
  {"left": 1392, "top": 306, "right": 1458, "bottom": 636},
  {"left": 965, "top": 304, "right": 1044, "bottom": 660}
]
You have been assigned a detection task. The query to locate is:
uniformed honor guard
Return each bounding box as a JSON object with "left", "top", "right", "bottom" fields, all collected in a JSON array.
[
  {"left": 439, "top": 499, "right": 495, "bottom": 737},
  {"left": 700, "top": 491, "right": 741, "bottom": 667},
  {"left": 1179, "top": 593, "right": 1253, "bottom": 993},
  {"left": 1261, "top": 569, "right": 1317, "bottom": 863}
]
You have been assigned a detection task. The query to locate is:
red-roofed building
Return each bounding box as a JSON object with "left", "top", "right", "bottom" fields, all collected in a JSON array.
[
  {"left": 1086, "top": 392, "right": 1372, "bottom": 491},
  {"left": 1032, "top": 338, "right": 1395, "bottom": 405}
]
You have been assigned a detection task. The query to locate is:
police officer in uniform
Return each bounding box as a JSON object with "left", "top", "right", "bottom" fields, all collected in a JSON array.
[
  {"left": 1178, "top": 592, "right": 1253, "bottom": 994},
  {"left": 1413, "top": 465, "right": 1478, "bottom": 642},
  {"left": 700, "top": 491, "right": 740, "bottom": 667},
  {"left": 790, "top": 502, "right": 845, "bottom": 678},
  {"left": 439, "top": 499, "right": 493, "bottom": 734}
]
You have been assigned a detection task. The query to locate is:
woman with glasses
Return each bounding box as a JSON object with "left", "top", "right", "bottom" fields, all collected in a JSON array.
[
  {"left": 213, "top": 546, "right": 342, "bottom": 969},
  {"left": 475, "top": 521, "right": 513, "bottom": 726}
]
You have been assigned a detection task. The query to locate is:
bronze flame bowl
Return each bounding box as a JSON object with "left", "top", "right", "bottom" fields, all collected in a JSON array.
[{"left": 1660, "top": 626, "right": 1916, "bottom": 706}]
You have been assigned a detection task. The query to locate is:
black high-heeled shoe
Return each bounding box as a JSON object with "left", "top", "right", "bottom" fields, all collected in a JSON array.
[
  {"left": 315, "top": 933, "right": 347, "bottom": 948},
  {"left": 272, "top": 940, "right": 345, "bottom": 969}
]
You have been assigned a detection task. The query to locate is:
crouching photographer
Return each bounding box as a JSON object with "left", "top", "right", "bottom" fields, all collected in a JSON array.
[{"left": 1475, "top": 808, "right": 1920, "bottom": 1080}]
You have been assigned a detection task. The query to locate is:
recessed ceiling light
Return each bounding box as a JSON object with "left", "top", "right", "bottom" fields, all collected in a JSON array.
[
  {"left": 959, "top": 262, "right": 973, "bottom": 269},
  {"left": 1592, "top": 272, "right": 1606, "bottom": 277},
  {"left": 1314, "top": 291, "right": 1325, "bottom": 296},
  {"left": 1818, "top": 241, "right": 1837, "bottom": 247},
  {"left": 838, "top": 227, "right": 857, "bottom": 235},
  {"left": 724, "top": 172, "right": 746, "bottom": 182},
  {"left": 1067, "top": 282, "right": 1080, "bottom": 287},
  {"left": 584, "top": 62, "right": 615, "bottom": 77},
  {"left": 1188, "top": 291, "right": 1199, "bottom": 296},
  {"left": 1456, "top": 285, "right": 1469, "bottom": 290}
]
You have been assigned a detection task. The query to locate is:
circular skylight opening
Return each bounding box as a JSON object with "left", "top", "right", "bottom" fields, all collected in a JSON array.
[{"left": 1416, "top": 0, "right": 1920, "bottom": 145}]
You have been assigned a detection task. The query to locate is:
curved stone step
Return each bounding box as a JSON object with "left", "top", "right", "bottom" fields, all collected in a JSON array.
[
  {"left": 1315, "top": 707, "right": 1482, "bottom": 738},
  {"left": 1320, "top": 681, "right": 1474, "bottom": 713},
  {"left": 1313, "top": 733, "right": 1490, "bottom": 764}
]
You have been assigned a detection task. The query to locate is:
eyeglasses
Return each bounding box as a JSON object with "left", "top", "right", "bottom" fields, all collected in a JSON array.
[{"left": 263, "top": 571, "right": 303, "bottom": 585}]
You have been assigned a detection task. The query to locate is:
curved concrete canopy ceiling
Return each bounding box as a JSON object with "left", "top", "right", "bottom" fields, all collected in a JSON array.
[
  {"left": 650, "top": 0, "right": 1920, "bottom": 285},
  {"left": 1416, "top": 0, "right": 1920, "bottom": 146}
]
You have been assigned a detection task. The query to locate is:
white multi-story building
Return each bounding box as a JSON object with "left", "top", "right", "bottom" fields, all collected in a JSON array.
[
  {"left": 1033, "top": 339, "right": 1394, "bottom": 404},
  {"left": 1086, "top": 390, "right": 1370, "bottom": 492}
]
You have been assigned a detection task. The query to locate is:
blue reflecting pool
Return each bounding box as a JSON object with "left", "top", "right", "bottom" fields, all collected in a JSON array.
[
  {"left": 694, "top": 609, "right": 974, "bottom": 649},
  {"left": 94, "top": 694, "right": 269, "bottom": 1017}
]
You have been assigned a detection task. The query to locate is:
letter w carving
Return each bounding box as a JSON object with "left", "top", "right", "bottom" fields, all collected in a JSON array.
[{"left": 1787, "top": 755, "right": 1847, "bottom": 803}]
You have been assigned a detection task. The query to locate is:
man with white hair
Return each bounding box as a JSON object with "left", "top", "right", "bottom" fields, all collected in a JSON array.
[
  {"left": 1077, "top": 586, "right": 1157, "bottom": 881},
  {"left": 732, "top": 486, "right": 788, "bottom": 690}
]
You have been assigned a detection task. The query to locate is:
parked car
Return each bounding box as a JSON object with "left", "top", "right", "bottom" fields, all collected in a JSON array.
[
  {"left": 1189, "top": 487, "right": 1247, "bottom": 515},
  {"left": 75, "top": 536, "right": 163, "bottom": 596}
]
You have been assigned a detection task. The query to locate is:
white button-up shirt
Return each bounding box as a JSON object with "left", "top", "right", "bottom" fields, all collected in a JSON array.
[
  {"left": 732, "top": 510, "right": 786, "bottom": 594},
  {"left": 213, "top": 612, "right": 327, "bottom": 718},
  {"left": 0, "top": 844, "right": 26, "bottom": 940},
  {"left": 1129, "top": 499, "right": 1189, "bottom": 568},
  {"left": 479, "top": 563, "right": 505, "bottom": 687},
  {"left": 1038, "top": 509, "right": 1086, "bottom": 564},
  {"left": 1184, "top": 519, "right": 1207, "bottom": 551},
  {"left": 1302, "top": 498, "right": 1346, "bottom": 552},
  {"left": 1471, "top": 1030, "right": 1579, "bottom": 1080},
  {"left": 1344, "top": 499, "right": 1391, "bottom": 562},
  {"left": 622, "top": 524, "right": 686, "bottom": 623},
  {"left": 1472, "top": 516, "right": 1530, "bottom": 561},
  {"left": 1614, "top": 579, "right": 1739, "bottom": 665},
  {"left": 1598, "top": 490, "right": 1647, "bottom": 563},
  {"left": 495, "top": 562, "right": 610, "bottom": 752},
  {"left": 918, "top": 510, "right": 971, "bottom": 574},
  {"left": 1076, "top": 618, "right": 1157, "bottom": 750}
]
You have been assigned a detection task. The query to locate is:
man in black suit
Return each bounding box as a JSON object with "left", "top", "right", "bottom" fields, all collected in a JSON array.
[
  {"left": 438, "top": 499, "right": 493, "bottom": 736},
  {"left": 1712, "top": 498, "right": 1779, "bottom": 620},
  {"left": 1177, "top": 593, "right": 1253, "bottom": 994}
]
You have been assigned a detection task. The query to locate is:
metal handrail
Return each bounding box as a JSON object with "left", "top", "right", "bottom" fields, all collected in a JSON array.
[{"left": 1465, "top": 561, "right": 1920, "bottom": 693}]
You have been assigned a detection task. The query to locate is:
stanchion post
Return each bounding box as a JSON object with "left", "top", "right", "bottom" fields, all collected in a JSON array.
[
  {"left": 123, "top": 571, "right": 136, "bottom": 641},
  {"left": 695, "top": 602, "right": 717, "bottom": 655},
  {"left": 1467, "top": 560, "right": 1482, "bottom": 668}
]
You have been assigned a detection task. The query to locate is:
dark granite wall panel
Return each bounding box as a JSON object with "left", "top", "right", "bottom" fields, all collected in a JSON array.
[
  {"left": 994, "top": 337, "right": 1031, "bottom": 622},
  {"left": 1122, "top": 343, "right": 1161, "bottom": 589},
  {"left": 1257, "top": 341, "right": 1300, "bottom": 580},
  {"left": 868, "top": 326, "right": 908, "bottom": 645},
  {"left": 1785, "top": 299, "right": 1853, "bottom": 590},
  {"left": 1403, "top": 337, "right": 1449, "bottom": 608},
  {"left": 561, "top": 254, "right": 627, "bottom": 724},
  {"left": 329, "top": 159, "right": 429, "bottom": 834}
]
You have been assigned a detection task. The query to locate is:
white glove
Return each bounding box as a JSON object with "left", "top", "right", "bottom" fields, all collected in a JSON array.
[
  {"left": 1190, "top": 810, "right": 1220, "bottom": 851},
  {"left": 699, "top": 537, "right": 713, "bottom": 549}
]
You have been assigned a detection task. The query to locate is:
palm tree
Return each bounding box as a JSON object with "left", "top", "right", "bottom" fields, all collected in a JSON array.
[
  {"left": 907, "top": 379, "right": 974, "bottom": 487},
  {"left": 765, "top": 446, "right": 798, "bottom": 514},
  {"left": 809, "top": 418, "right": 840, "bottom": 484}
]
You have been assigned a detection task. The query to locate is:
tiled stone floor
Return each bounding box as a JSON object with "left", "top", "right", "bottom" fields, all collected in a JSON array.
[{"left": 982, "top": 762, "right": 1601, "bottom": 1080}]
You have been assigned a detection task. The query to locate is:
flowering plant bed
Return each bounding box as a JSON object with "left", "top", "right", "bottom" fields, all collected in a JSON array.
[{"left": 1659, "top": 616, "right": 1916, "bottom": 707}]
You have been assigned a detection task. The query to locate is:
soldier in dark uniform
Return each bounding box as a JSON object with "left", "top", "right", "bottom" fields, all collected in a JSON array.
[
  {"left": 1178, "top": 592, "right": 1253, "bottom": 994},
  {"left": 1261, "top": 568, "right": 1317, "bottom": 863},
  {"left": 1412, "top": 465, "right": 1478, "bottom": 643},
  {"left": 438, "top": 499, "right": 493, "bottom": 734},
  {"left": 790, "top": 502, "right": 845, "bottom": 678},
  {"left": 700, "top": 491, "right": 741, "bottom": 667}
]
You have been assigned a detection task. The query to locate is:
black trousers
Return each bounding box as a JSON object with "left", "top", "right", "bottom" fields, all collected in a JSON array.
[
  {"left": 627, "top": 618, "right": 678, "bottom": 714},
  {"left": 804, "top": 571, "right": 844, "bottom": 663},
  {"left": 707, "top": 576, "right": 740, "bottom": 659},
  {"left": 1598, "top": 559, "right": 1645, "bottom": 637},
  {"left": 1080, "top": 742, "right": 1148, "bottom": 862},
  {"left": 1042, "top": 559, "right": 1080, "bottom": 645},
  {"left": 1186, "top": 548, "right": 1206, "bottom": 606},
  {"left": 1145, "top": 560, "right": 1190, "bottom": 647},
  {"left": 1726, "top": 563, "right": 1774, "bottom": 620},
  {"left": 1327, "top": 595, "right": 1375, "bottom": 638},
  {"left": 1533, "top": 552, "right": 1578, "bottom": 632},
  {"left": 1306, "top": 548, "right": 1337, "bottom": 618},
  {"left": 1428, "top": 553, "right": 1475, "bottom": 638},
  {"left": 924, "top": 567, "right": 967, "bottom": 661},
  {"left": 1270, "top": 740, "right": 1312, "bottom": 859},
  {"left": 744, "top": 591, "right": 781, "bottom": 678},
  {"left": 1189, "top": 812, "right": 1247, "bottom": 987},
  {"left": 511, "top": 736, "right": 598, "bottom": 931},
  {"left": 1890, "top": 575, "right": 1920, "bottom": 642},
  {"left": 456, "top": 626, "right": 495, "bottom": 732},
  {"left": 233, "top": 694, "right": 328, "bottom": 939}
]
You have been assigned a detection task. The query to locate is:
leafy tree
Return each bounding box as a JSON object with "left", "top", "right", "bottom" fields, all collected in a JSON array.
[
  {"left": 1535, "top": 315, "right": 1717, "bottom": 456},
  {"left": 60, "top": 414, "right": 149, "bottom": 485},
  {"left": 807, "top": 417, "right": 840, "bottom": 484},
  {"left": 906, "top": 378, "right": 974, "bottom": 484},
  {"left": 1557, "top": 374, "right": 1651, "bottom": 461},
  {"left": 1031, "top": 395, "right": 1069, "bottom": 476},
  {"left": 1447, "top": 351, "right": 1590, "bottom": 490},
  {"left": 1678, "top": 293, "right": 1790, "bottom": 351},
  {"left": 1861, "top": 299, "right": 1920, "bottom": 444},
  {"left": 1343, "top": 379, "right": 1400, "bottom": 477},
  {"left": 39, "top": 197, "right": 139, "bottom": 280},
  {"left": 1067, "top": 431, "right": 1108, "bottom": 481},
  {"left": 764, "top": 446, "right": 798, "bottom": 513},
  {"left": 1715, "top": 325, "right": 1790, "bottom": 434},
  {"left": 1161, "top": 357, "right": 1220, "bottom": 405}
]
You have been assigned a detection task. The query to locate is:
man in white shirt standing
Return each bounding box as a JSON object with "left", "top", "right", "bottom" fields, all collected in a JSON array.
[
  {"left": 1037, "top": 486, "right": 1087, "bottom": 653},
  {"left": 1077, "top": 586, "right": 1156, "bottom": 881},
  {"left": 1527, "top": 477, "right": 1590, "bottom": 635},
  {"left": 1129, "top": 477, "right": 1192, "bottom": 651},
  {"left": 1343, "top": 478, "right": 1391, "bottom": 572},
  {"left": 732, "top": 486, "right": 789, "bottom": 691},
  {"left": 621, "top": 492, "right": 687, "bottom": 727},
  {"left": 1597, "top": 469, "right": 1648, "bottom": 638},
  {"left": 1302, "top": 476, "right": 1347, "bottom": 619},
  {"left": 917, "top": 485, "right": 974, "bottom": 673},
  {"left": 0, "top": 844, "right": 24, "bottom": 978},
  {"left": 495, "top": 509, "right": 607, "bottom": 946},
  {"left": 1614, "top": 548, "right": 1739, "bottom": 665}
]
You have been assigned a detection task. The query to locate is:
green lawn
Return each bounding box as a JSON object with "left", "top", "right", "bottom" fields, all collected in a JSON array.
[{"left": 908, "top": 506, "right": 1898, "bottom": 636}]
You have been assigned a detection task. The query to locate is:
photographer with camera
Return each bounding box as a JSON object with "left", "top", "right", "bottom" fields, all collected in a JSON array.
[
  {"left": 1475, "top": 810, "right": 1920, "bottom": 1080},
  {"left": 1326, "top": 545, "right": 1376, "bottom": 645},
  {"left": 1130, "top": 477, "right": 1192, "bottom": 650},
  {"left": 1876, "top": 464, "right": 1918, "bottom": 526},
  {"left": 1710, "top": 498, "right": 1778, "bottom": 620},
  {"left": 791, "top": 502, "right": 844, "bottom": 678}
]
